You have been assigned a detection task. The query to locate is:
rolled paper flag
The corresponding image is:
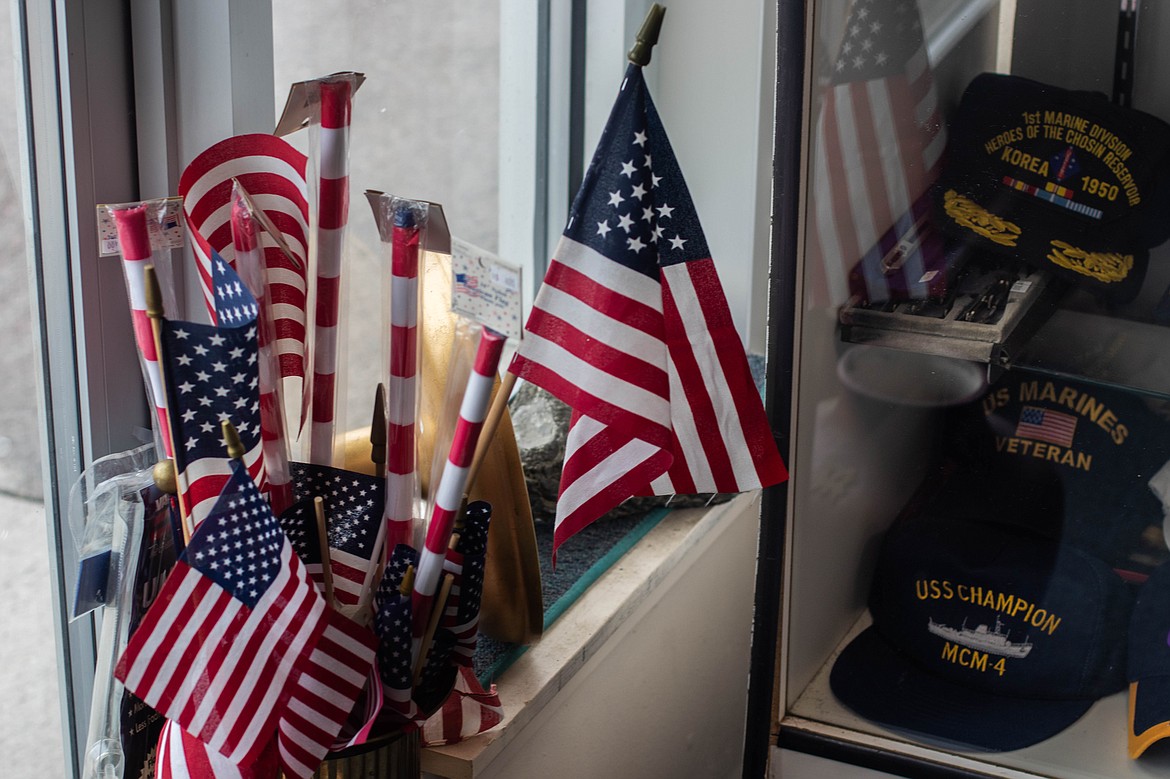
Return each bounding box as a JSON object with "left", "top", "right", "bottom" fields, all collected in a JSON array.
[
  {"left": 384, "top": 204, "right": 422, "bottom": 552},
  {"left": 411, "top": 327, "right": 507, "bottom": 661},
  {"left": 231, "top": 186, "right": 294, "bottom": 514},
  {"left": 309, "top": 77, "right": 353, "bottom": 465},
  {"left": 112, "top": 205, "right": 172, "bottom": 458}
]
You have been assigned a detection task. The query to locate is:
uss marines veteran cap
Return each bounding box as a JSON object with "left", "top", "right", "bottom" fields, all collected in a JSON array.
[
  {"left": 934, "top": 73, "right": 1170, "bottom": 302},
  {"left": 830, "top": 514, "right": 1133, "bottom": 751}
]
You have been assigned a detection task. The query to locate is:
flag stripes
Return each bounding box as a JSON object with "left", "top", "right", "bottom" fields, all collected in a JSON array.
[
  {"left": 419, "top": 667, "right": 504, "bottom": 747},
  {"left": 179, "top": 134, "right": 310, "bottom": 381},
  {"left": 118, "top": 543, "right": 322, "bottom": 766},
  {"left": 412, "top": 329, "right": 505, "bottom": 646},
  {"left": 384, "top": 207, "right": 422, "bottom": 551},
  {"left": 309, "top": 78, "right": 353, "bottom": 465},
  {"left": 809, "top": 0, "right": 944, "bottom": 308},
  {"left": 277, "top": 608, "right": 378, "bottom": 779}
]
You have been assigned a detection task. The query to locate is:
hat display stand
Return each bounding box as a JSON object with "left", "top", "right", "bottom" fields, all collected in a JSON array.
[{"left": 839, "top": 259, "right": 1062, "bottom": 376}]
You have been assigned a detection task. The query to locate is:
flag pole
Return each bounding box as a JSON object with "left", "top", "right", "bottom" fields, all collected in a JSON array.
[
  {"left": 464, "top": 371, "right": 515, "bottom": 494},
  {"left": 144, "top": 264, "right": 193, "bottom": 541},
  {"left": 314, "top": 496, "right": 337, "bottom": 610},
  {"left": 412, "top": 572, "right": 454, "bottom": 684}
]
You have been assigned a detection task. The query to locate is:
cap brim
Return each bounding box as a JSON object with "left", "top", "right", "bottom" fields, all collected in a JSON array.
[
  {"left": 830, "top": 625, "right": 1095, "bottom": 752},
  {"left": 1129, "top": 678, "right": 1170, "bottom": 758}
]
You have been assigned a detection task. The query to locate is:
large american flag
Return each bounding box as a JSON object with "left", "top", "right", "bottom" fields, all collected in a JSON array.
[
  {"left": 179, "top": 134, "right": 310, "bottom": 381},
  {"left": 808, "top": 0, "right": 946, "bottom": 308},
  {"left": 115, "top": 461, "right": 378, "bottom": 779},
  {"left": 161, "top": 253, "right": 265, "bottom": 528},
  {"left": 508, "top": 63, "right": 788, "bottom": 556}
]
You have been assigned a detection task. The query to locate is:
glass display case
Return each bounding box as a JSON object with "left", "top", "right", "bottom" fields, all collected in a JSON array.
[{"left": 753, "top": 0, "right": 1170, "bottom": 776}]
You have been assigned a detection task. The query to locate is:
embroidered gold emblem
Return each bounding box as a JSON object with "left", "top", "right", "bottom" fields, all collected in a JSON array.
[
  {"left": 943, "top": 190, "right": 1022, "bottom": 247},
  {"left": 1047, "top": 241, "right": 1133, "bottom": 283}
]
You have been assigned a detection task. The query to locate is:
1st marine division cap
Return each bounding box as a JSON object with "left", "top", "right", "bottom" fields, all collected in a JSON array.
[{"left": 933, "top": 73, "right": 1170, "bottom": 302}]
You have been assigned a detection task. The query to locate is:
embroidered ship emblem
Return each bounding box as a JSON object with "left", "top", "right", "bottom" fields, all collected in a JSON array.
[{"left": 928, "top": 615, "right": 1033, "bottom": 658}]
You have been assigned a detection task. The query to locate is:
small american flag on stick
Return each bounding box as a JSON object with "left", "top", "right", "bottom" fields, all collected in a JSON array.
[
  {"left": 508, "top": 63, "right": 787, "bottom": 558},
  {"left": 159, "top": 253, "right": 266, "bottom": 528},
  {"left": 115, "top": 460, "right": 377, "bottom": 779}
]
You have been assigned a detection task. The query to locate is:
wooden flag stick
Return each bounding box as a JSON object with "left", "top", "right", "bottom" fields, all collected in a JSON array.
[
  {"left": 144, "top": 264, "right": 192, "bottom": 542},
  {"left": 314, "top": 496, "right": 336, "bottom": 610},
  {"left": 353, "top": 557, "right": 385, "bottom": 627},
  {"left": 413, "top": 572, "right": 455, "bottom": 684},
  {"left": 465, "top": 370, "right": 516, "bottom": 493}
]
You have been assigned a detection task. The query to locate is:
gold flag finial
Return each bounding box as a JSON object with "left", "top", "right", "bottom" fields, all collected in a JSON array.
[
  {"left": 628, "top": 3, "right": 666, "bottom": 66},
  {"left": 221, "top": 420, "right": 245, "bottom": 461}
]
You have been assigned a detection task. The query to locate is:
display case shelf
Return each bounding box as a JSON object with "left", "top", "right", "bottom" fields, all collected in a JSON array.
[
  {"left": 1015, "top": 309, "right": 1170, "bottom": 401},
  {"left": 781, "top": 613, "right": 1170, "bottom": 779}
]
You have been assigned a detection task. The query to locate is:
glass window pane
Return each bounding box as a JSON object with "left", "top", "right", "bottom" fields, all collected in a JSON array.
[
  {"left": 272, "top": 1, "right": 501, "bottom": 434},
  {"left": 0, "top": 7, "right": 63, "bottom": 777}
]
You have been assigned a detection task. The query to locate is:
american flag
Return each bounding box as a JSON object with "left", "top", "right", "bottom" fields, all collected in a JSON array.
[
  {"left": 1016, "top": 405, "right": 1078, "bottom": 448},
  {"left": 373, "top": 544, "right": 421, "bottom": 724},
  {"left": 161, "top": 252, "right": 265, "bottom": 528},
  {"left": 115, "top": 461, "right": 377, "bottom": 779},
  {"left": 508, "top": 63, "right": 788, "bottom": 556},
  {"left": 281, "top": 462, "right": 384, "bottom": 607},
  {"left": 808, "top": 0, "right": 946, "bottom": 308},
  {"left": 440, "top": 500, "right": 491, "bottom": 666},
  {"left": 419, "top": 667, "right": 504, "bottom": 747},
  {"left": 154, "top": 718, "right": 278, "bottom": 779},
  {"left": 179, "top": 134, "right": 310, "bottom": 381}
]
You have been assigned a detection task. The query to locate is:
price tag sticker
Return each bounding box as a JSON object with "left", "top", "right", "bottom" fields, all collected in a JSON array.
[
  {"left": 95, "top": 196, "right": 186, "bottom": 257},
  {"left": 450, "top": 237, "right": 524, "bottom": 340}
]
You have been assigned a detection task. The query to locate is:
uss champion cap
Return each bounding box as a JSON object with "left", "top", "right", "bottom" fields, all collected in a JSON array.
[
  {"left": 933, "top": 73, "right": 1170, "bottom": 302},
  {"left": 1128, "top": 561, "right": 1170, "bottom": 758},
  {"left": 830, "top": 514, "right": 1132, "bottom": 751}
]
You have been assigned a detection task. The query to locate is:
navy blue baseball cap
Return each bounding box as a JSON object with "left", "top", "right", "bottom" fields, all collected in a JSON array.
[
  {"left": 934, "top": 73, "right": 1170, "bottom": 302},
  {"left": 1128, "top": 562, "right": 1170, "bottom": 757},
  {"left": 942, "top": 369, "right": 1170, "bottom": 579},
  {"left": 831, "top": 514, "right": 1133, "bottom": 751}
]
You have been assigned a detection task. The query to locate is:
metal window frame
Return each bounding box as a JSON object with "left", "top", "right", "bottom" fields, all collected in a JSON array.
[{"left": 20, "top": 1, "right": 275, "bottom": 774}]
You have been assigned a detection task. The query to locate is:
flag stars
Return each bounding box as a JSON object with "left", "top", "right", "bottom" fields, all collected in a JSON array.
[
  {"left": 631, "top": 183, "right": 647, "bottom": 200},
  {"left": 657, "top": 203, "right": 675, "bottom": 219},
  {"left": 669, "top": 235, "right": 687, "bottom": 251},
  {"left": 618, "top": 213, "right": 634, "bottom": 233},
  {"left": 627, "top": 236, "right": 646, "bottom": 253},
  {"left": 608, "top": 190, "right": 624, "bottom": 207},
  {"left": 633, "top": 130, "right": 647, "bottom": 146},
  {"left": 597, "top": 220, "right": 611, "bottom": 237},
  {"left": 620, "top": 160, "right": 637, "bottom": 178}
]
